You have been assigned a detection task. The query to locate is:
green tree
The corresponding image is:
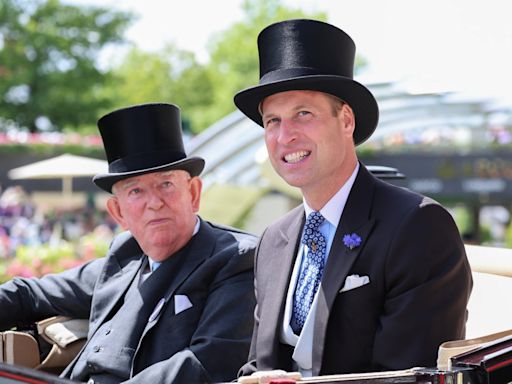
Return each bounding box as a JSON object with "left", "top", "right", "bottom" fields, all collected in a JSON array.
[
  {"left": 199, "top": 0, "right": 328, "bottom": 129},
  {"left": 0, "top": 0, "right": 133, "bottom": 133},
  {"left": 107, "top": 0, "right": 332, "bottom": 134},
  {"left": 198, "top": 0, "right": 370, "bottom": 131},
  {"left": 105, "top": 45, "right": 213, "bottom": 134},
  {"left": 104, "top": 0, "right": 367, "bottom": 134}
]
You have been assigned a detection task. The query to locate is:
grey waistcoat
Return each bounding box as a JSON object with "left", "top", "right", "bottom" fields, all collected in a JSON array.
[{"left": 70, "top": 251, "right": 187, "bottom": 383}]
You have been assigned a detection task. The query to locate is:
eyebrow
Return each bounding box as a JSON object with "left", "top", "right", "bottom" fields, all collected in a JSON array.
[
  {"left": 118, "top": 179, "right": 139, "bottom": 191},
  {"left": 262, "top": 103, "right": 312, "bottom": 119}
]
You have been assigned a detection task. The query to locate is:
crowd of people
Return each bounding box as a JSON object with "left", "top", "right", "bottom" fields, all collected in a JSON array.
[{"left": 0, "top": 185, "right": 116, "bottom": 259}]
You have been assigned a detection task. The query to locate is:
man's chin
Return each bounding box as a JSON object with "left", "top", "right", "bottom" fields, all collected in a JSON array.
[{"left": 279, "top": 174, "right": 307, "bottom": 189}]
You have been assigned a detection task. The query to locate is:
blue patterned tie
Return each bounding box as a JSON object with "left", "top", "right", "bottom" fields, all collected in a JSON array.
[{"left": 290, "top": 211, "right": 327, "bottom": 334}]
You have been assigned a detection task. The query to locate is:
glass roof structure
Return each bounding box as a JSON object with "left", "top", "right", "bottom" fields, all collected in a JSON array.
[{"left": 188, "top": 81, "right": 512, "bottom": 191}]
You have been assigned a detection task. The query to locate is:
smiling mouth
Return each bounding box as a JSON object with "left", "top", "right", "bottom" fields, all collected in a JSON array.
[{"left": 284, "top": 151, "right": 310, "bottom": 164}]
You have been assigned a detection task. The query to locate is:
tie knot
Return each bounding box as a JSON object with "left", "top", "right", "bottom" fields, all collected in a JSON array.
[
  {"left": 305, "top": 211, "right": 324, "bottom": 231},
  {"left": 302, "top": 211, "right": 325, "bottom": 246}
]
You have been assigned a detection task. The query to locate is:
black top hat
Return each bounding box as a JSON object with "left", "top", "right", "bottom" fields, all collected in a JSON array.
[
  {"left": 93, "top": 103, "right": 205, "bottom": 193},
  {"left": 234, "top": 19, "right": 379, "bottom": 145}
]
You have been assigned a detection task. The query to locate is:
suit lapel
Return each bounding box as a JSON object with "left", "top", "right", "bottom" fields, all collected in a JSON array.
[
  {"left": 140, "top": 218, "right": 212, "bottom": 335},
  {"left": 260, "top": 207, "right": 304, "bottom": 366},
  {"left": 89, "top": 244, "right": 145, "bottom": 337},
  {"left": 312, "top": 165, "right": 377, "bottom": 374}
]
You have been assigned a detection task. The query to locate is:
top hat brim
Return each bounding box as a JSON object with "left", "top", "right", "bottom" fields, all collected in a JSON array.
[
  {"left": 93, "top": 156, "right": 205, "bottom": 194},
  {"left": 234, "top": 75, "right": 378, "bottom": 146}
]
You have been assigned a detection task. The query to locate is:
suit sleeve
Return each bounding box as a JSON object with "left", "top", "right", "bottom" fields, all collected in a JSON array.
[
  {"left": 125, "top": 241, "right": 256, "bottom": 384},
  {"left": 372, "top": 202, "right": 473, "bottom": 370},
  {"left": 238, "top": 235, "right": 263, "bottom": 377},
  {"left": 0, "top": 258, "right": 104, "bottom": 330}
]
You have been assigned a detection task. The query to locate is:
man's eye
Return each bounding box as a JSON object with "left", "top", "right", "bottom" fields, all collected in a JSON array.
[
  {"left": 162, "top": 181, "right": 173, "bottom": 188},
  {"left": 265, "top": 117, "right": 279, "bottom": 127},
  {"left": 128, "top": 188, "right": 141, "bottom": 196},
  {"left": 298, "top": 110, "right": 311, "bottom": 117}
]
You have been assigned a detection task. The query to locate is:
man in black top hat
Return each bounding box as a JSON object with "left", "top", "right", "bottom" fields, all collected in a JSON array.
[
  {"left": 235, "top": 19, "right": 472, "bottom": 377},
  {"left": 0, "top": 103, "right": 257, "bottom": 383}
]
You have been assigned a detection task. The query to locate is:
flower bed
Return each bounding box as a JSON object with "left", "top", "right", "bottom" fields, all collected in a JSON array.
[{"left": 0, "top": 231, "right": 111, "bottom": 283}]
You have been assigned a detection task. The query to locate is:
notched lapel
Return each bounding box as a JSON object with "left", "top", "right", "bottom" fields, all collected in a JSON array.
[
  {"left": 258, "top": 208, "right": 304, "bottom": 365},
  {"left": 320, "top": 165, "right": 377, "bottom": 311},
  {"left": 321, "top": 218, "right": 376, "bottom": 308},
  {"left": 311, "top": 164, "right": 378, "bottom": 375},
  {"left": 89, "top": 253, "right": 144, "bottom": 337},
  {"left": 312, "top": 219, "right": 375, "bottom": 375},
  {"left": 140, "top": 220, "right": 213, "bottom": 334}
]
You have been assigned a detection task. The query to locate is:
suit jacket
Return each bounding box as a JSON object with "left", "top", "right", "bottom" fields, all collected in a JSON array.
[
  {"left": 240, "top": 164, "right": 473, "bottom": 376},
  {"left": 0, "top": 218, "right": 257, "bottom": 383}
]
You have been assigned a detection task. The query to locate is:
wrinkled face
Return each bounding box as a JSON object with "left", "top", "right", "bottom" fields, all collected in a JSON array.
[
  {"left": 106, "top": 170, "right": 202, "bottom": 261},
  {"left": 261, "top": 90, "right": 357, "bottom": 205}
]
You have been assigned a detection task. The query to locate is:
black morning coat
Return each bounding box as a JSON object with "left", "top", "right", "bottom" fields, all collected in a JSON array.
[{"left": 0, "top": 219, "right": 257, "bottom": 383}]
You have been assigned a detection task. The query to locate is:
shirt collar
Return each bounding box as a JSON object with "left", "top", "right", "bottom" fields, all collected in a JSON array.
[{"left": 303, "top": 162, "right": 359, "bottom": 228}]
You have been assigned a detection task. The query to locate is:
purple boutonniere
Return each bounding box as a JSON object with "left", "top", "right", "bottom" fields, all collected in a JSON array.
[{"left": 343, "top": 233, "right": 362, "bottom": 250}]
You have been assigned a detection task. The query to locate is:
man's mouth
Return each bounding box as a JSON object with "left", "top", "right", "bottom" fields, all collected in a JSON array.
[
  {"left": 148, "top": 218, "right": 169, "bottom": 225},
  {"left": 284, "top": 151, "right": 310, "bottom": 164}
]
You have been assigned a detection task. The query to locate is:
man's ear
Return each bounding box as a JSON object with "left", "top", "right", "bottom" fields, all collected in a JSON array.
[
  {"left": 340, "top": 103, "right": 356, "bottom": 137},
  {"left": 189, "top": 177, "right": 202, "bottom": 213},
  {"left": 106, "top": 196, "right": 128, "bottom": 230}
]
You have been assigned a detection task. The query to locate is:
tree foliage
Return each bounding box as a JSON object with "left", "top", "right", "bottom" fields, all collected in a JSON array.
[
  {"left": 0, "top": 0, "right": 133, "bottom": 132},
  {"left": 200, "top": 0, "right": 328, "bottom": 129},
  {"left": 107, "top": 0, "right": 329, "bottom": 134},
  {"left": 104, "top": 45, "right": 214, "bottom": 133},
  {"left": 0, "top": 0, "right": 367, "bottom": 135}
]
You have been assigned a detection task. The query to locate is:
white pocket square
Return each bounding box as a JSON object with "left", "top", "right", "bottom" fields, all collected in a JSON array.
[
  {"left": 339, "top": 274, "right": 370, "bottom": 293},
  {"left": 174, "top": 294, "right": 193, "bottom": 315}
]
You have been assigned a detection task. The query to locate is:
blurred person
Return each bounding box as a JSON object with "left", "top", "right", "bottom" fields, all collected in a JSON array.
[
  {"left": 0, "top": 103, "right": 257, "bottom": 383},
  {"left": 0, "top": 185, "right": 37, "bottom": 257},
  {"left": 234, "top": 19, "right": 472, "bottom": 377}
]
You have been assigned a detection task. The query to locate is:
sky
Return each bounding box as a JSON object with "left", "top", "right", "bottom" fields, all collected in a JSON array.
[{"left": 67, "top": 0, "right": 512, "bottom": 107}]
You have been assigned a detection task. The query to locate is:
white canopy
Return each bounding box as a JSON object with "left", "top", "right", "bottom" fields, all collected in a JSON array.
[{"left": 8, "top": 153, "right": 108, "bottom": 199}]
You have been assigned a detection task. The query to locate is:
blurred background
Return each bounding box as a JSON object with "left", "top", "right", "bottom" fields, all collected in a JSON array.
[{"left": 1, "top": 0, "right": 512, "bottom": 282}]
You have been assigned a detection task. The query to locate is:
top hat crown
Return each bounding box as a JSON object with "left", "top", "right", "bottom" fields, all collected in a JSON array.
[
  {"left": 234, "top": 19, "right": 379, "bottom": 145},
  {"left": 93, "top": 103, "right": 204, "bottom": 193}
]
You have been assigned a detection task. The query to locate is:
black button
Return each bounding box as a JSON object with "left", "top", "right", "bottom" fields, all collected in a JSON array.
[
  {"left": 105, "top": 328, "right": 111, "bottom": 335},
  {"left": 92, "top": 345, "right": 102, "bottom": 353}
]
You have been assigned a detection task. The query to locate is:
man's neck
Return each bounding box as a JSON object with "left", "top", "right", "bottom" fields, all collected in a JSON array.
[
  {"left": 145, "top": 216, "right": 200, "bottom": 262},
  {"left": 303, "top": 161, "right": 359, "bottom": 211}
]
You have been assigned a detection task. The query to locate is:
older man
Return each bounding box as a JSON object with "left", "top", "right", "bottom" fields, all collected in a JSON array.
[
  {"left": 0, "top": 103, "right": 257, "bottom": 383},
  {"left": 235, "top": 19, "right": 472, "bottom": 377}
]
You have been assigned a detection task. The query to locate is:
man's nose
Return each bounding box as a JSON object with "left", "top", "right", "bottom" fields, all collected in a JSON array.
[
  {"left": 277, "top": 119, "right": 298, "bottom": 144},
  {"left": 146, "top": 190, "right": 164, "bottom": 209}
]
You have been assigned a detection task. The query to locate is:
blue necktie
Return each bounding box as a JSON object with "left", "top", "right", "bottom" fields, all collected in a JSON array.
[{"left": 290, "top": 211, "right": 327, "bottom": 334}]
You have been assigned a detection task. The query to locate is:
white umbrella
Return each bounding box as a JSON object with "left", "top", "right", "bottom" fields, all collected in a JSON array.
[{"left": 8, "top": 153, "right": 108, "bottom": 199}]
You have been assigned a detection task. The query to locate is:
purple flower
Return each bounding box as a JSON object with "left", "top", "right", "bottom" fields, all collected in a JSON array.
[{"left": 343, "top": 233, "right": 362, "bottom": 250}]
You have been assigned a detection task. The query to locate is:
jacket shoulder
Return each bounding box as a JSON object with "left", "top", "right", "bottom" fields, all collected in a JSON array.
[
  {"left": 106, "top": 231, "right": 143, "bottom": 263},
  {"left": 264, "top": 204, "right": 303, "bottom": 234},
  {"left": 203, "top": 220, "right": 258, "bottom": 255},
  {"left": 373, "top": 176, "right": 442, "bottom": 213}
]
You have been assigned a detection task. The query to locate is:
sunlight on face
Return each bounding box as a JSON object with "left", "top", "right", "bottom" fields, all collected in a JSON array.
[
  {"left": 261, "top": 90, "right": 357, "bottom": 208},
  {"left": 107, "top": 170, "right": 202, "bottom": 261}
]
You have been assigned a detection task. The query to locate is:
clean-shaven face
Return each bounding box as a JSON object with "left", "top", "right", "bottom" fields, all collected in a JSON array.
[
  {"left": 261, "top": 90, "right": 357, "bottom": 207},
  {"left": 107, "top": 170, "right": 202, "bottom": 261}
]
